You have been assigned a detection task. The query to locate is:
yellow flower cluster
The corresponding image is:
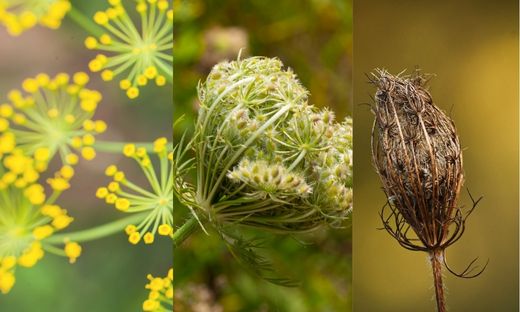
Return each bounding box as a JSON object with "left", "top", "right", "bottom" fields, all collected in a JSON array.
[
  {"left": 0, "top": 0, "right": 70, "bottom": 36},
  {"left": 0, "top": 73, "right": 98, "bottom": 294},
  {"left": 0, "top": 181, "right": 80, "bottom": 294},
  {"left": 1, "top": 72, "right": 107, "bottom": 167},
  {"left": 142, "top": 268, "right": 173, "bottom": 311},
  {"left": 85, "top": 0, "right": 173, "bottom": 99},
  {"left": 0, "top": 148, "right": 47, "bottom": 189},
  {"left": 96, "top": 138, "right": 173, "bottom": 245}
]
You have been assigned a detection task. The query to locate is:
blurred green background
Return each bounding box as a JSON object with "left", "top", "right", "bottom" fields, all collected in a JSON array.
[
  {"left": 353, "top": 0, "right": 519, "bottom": 311},
  {"left": 0, "top": 0, "right": 172, "bottom": 311},
  {"left": 174, "top": 0, "right": 352, "bottom": 311}
]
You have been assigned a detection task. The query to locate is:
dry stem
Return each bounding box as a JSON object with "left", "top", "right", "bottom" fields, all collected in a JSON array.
[{"left": 430, "top": 249, "right": 446, "bottom": 312}]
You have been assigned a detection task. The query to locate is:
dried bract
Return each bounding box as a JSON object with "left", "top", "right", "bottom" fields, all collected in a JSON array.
[
  {"left": 371, "top": 69, "right": 468, "bottom": 252},
  {"left": 370, "top": 69, "right": 485, "bottom": 311}
]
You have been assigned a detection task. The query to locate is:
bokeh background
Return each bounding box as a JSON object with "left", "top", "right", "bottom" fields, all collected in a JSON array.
[
  {"left": 0, "top": 0, "right": 172, "bottom": 311},
  {"left": 353, "top": 0, "right": 519, "bottom": 311},
  {"left": 174, "top": 0, "right": 352, "bottom": 311}
]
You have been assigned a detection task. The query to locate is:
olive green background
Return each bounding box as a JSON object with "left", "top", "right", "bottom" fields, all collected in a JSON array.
[{"left": 353, "top": 0, "right": 519, "bottom": 311}]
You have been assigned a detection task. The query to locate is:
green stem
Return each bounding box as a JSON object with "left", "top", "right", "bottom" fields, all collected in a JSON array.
[
  {"left": 173, "top": 217, "right": 198, "bottom": 247},
  {"left": 45, "top": 213, "right": 148, "bottom": 244},
  {"left": 67, "top": 5, "right": 105, "bottom": 37},
  {"left": 94, "top": 140, "right": 173, "bottom": 153},
  {"left": 43, "top": 244, "right": 66, "bottom": 256},
  {"left": 166, "top": 73, "right": 173, "bottom": 84}
]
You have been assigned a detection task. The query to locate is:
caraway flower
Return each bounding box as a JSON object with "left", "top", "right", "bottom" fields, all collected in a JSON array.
[
  {"left": 97, "top": 137, "right": 173, "bottom": 245},
  {"left": 0, "top": 72, "right": 107, "bottom": 167},
  {"left": 0, "top": 166, "right": 79, "bottom": 294},
  {"left": 174, "top": 56, "right": 352, "bottom": 284},
  {"left": 0, "top": 0, "right": 71, "bottom": 36},
  {"left": 85, "top": 0, "right": 173, "bottom": 99},
  {"left": 370, "top": 69, "right": 486, "bottom": 312},
  {"left": 142, "top": 268, "right": 173, "bottom": 312}
]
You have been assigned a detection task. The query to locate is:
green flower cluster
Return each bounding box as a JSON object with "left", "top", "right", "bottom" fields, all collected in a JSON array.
[{"left": 176, "top": 56, "right": 352, "bottom": 234}]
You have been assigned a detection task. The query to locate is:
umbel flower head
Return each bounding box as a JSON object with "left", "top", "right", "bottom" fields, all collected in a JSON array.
[
  {"left": 0, "top": 72, "right": 107, "bottom": 168},
  {"left": 0, "top": 164, "right": 80, "bottom": 294},
  {"left": 96, "top": 137, "right": 173, "bottom": 245},
  {"left": 0, "top": 0, "right": 70, "bottom": 36},
  {"left": 85, "top": 0, "right": 173, "bottom": 99},
  {"left": 177, "top": 56, "right": 353, "bottom": 235},
  {"left": 142, "top": 268, "right": 173, "bottom": 312}
]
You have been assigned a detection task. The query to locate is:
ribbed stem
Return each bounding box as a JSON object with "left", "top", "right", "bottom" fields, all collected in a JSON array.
[
  {"left": 430, "top": 249, "right": 447, "bottom": 312},
  {"left": 173, "top": 217, "right": 198, "bottom": 247}
]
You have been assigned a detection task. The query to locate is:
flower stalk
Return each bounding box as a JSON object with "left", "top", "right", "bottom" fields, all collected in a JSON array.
[
  {"left": 67, "top": 6, "right": 104, "bottom": 37},
  {"left": 94, "top": 140, "right": 173, "bottom": 154},
  {"left": 46, "top": 212, "right": 148, "bottom": 243},
  {"left": 430, "top": 249, "right": 446, "bottom": 312},
  {"left": 173, "top": 217, "right": 198, "bottom": 247}
]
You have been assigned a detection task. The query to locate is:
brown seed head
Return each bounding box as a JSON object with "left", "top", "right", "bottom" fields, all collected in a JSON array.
[{"left": 370, "top": 69, "right": 468, "bottom": 252}]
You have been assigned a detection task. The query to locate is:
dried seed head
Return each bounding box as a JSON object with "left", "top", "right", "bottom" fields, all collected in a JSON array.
[{"left": 370, "top": 69, "right": 466, "bottom": 251}]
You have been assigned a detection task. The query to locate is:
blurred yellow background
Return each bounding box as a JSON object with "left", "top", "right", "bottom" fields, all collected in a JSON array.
[{"left": 353, "top": 0, "right": 518, "bottom": 311}]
